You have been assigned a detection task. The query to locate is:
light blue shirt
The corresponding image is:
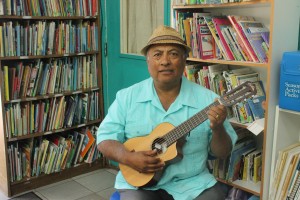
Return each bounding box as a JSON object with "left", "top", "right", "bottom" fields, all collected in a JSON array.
[{"left": 97, "top": 77, "right": 237, "bottom": 200}]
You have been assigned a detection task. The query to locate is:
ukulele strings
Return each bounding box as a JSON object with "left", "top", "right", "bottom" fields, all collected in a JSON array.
[{"left": 153, "top": 101, "right": 220, "bottom": 147}]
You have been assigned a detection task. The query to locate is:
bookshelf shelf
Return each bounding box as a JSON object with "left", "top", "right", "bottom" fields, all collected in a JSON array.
[
  {"left": 171, "top": 0, "right": 300, "bottom": 199},
  {"left": 3, "top": 88, "right": 100, "bottom": 104},
  {"left": 187, "top": 58, "right": 268, "bottom": 68},
  {"left": 0, "top": 1, "right": 104, "bottom": 197},
  {"left": 217, "top": 178, "right": 260, "bottom": 196},
  {"left": 0, "top": 16, "right": 97, "bottom": 20},
  {"left": 7, "top": 119, "right": 102, "bottom": 142},
  {"left": 278, "top": 107, "right": 300, "bottom": 116},
  {"left": 172, "top": 0, "right": 271, "bottom": 10},
  {"left": 229, "top": 118, "right": 251, "bottom": 129},
  {"left": 0, "top": 51, "right": 100, "bottom": 61}
]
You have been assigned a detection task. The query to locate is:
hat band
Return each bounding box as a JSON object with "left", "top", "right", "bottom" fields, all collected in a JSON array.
[{"left": 148, "top": 35, "right": 185, "bottom": 45}]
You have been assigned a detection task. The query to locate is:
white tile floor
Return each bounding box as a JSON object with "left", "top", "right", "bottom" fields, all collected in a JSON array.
[{"left": 0, "top": 168, "right": 118, "bottom": 200}]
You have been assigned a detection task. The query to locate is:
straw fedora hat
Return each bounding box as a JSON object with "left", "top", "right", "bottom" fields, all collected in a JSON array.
[{"left": 140, "top": 25, "right": 191, "bottom": 56}]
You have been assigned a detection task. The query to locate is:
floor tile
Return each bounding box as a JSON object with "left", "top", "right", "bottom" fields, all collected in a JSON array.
[
  {"left": 36, "top": 180, "right": 93, "bottom": 200},
  {"left": 74, "top": 193, "right": 106, "bottom": 200},
  {"left": 97, "top": 187, "right": 116, "bottom": 200},
  {"left": 34, "top": 179, "right": 72, "bottom": 191},
  {"left": 105, "top": 168, "right": 119, "bottom": 175},
  {"left": 74, "top": 170, "right": 115, "bottom": 192},
  {"left": 72, "top": 169, "right": 105, "bottom": 180},
  {"left": 33, "top": 191, "right": 48, "bottom": 200},
  {"left": 10, "top": 192, "right": 42, "bottom": 200}
]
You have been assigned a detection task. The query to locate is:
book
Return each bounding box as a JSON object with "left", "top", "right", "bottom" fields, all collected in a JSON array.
[
  {"left": 252, "top": 80, "right": 265, "bottom": 97},
  {"left": 247, "top": 95, "right": 266, "bottom": 120},
  {"left": 197, "top": 17, "right": 214, "bottom": 59},
  {"left": 227, "top": 15, "right": 259, "bottom": 62},
  {"left": 221, "top": 27, "right": 245, "bottom": 61},
  {"left": 203, "top": 16, "right": 227, "bottom": 60},
  {"left": 235, "top": 72, "right": 260, "bottom": 86},
  {"left": 79, "top": 128, "right": 95, "bottom": 162},
  {"left": 239, "top": 20, "right": 269, "bottom": 63},
  {"left": 223, "top": 68, "right": 254, "bottom": 90},
  {"left": 227, "top": 27, "right": 249, "bottom": 61},
  {"left": 253, "top": 153, "right": 262, "bottom": 183},
  {"left": 272, "top": 143, "right": 300, "bottom": 200},
  {"left": 227, "top": 139, "right": 256, "bottom": 181},
  {"left": 212, "top": 17, "right": 235, "bottom": 60},
  {"left": 40, "top": 139, "right": 50, "bottom": 173},
  {"left": 184, "top": 63, "right": 202, "bottom": 83},
  {"left": 207, "top": 64, "right": 228, "bottom": 96},
  {"left": 3, "top": 65, "right": 9, "bottom": 101},
  {"left": 279, "top": 154, "right": 300, "bottom": 200},
  {"left": 288, "top": 160, "right": 300, "bottom": 199},
  {"left": 239, "top": 147, "right": 256, "bottom": 181},
  {"left": 73, "top": 132, "right": 85, "bottom": 165},
  {"left": 183, "top": 18, "right": 193, "bottom": 57}
]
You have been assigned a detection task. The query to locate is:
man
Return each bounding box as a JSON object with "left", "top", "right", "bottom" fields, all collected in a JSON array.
[{"left": 97, "top": 25, "right": 237, "bottom": 200}]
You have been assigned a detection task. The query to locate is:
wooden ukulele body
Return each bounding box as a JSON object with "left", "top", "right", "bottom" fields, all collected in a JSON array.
[{"left": 119, "top": 122, "right": 181, "bottom": 187}]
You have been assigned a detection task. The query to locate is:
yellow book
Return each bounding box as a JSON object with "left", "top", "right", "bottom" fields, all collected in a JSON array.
[
  {"left": 253, "top": 154, "right": 262, "bottom": 182},
  {"left": 30, "top": 103, "right": 34, "bottom": 133},
  {"left": 54, "top": 96, "right": 65, "bottom": 129},
  {"left": 183, "top": 18, "right": 193, "bottom": 57},
  {"left": 3, "top": 66, "right": 9, "bottom": 101},
  {"left": 40, "top": 139, "right": 50, "bottom": 172}
]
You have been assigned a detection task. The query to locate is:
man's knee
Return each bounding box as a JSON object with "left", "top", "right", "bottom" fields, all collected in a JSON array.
[{"left": 195, "top": 183, "right": 226, "bottom": 200}]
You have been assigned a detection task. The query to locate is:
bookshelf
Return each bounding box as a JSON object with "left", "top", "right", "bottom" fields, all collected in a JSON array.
[
  {"left": 171, "top": 0, "right": 300, "bottom": 199},
  {"left": 0, "top": 1, "right": 106, "bottom": 197},
  {"left": 269, "top": 106, "right": 300, "bottom": 197}
]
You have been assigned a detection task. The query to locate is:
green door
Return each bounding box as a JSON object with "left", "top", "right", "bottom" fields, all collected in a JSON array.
[{"left": 101, "top": 0, "right": 171, "bottom": 113}]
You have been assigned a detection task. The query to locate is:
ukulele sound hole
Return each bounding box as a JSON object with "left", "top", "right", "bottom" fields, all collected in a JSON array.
[{"left": 152, "top": 138, "right": 167, "bottom": 154}]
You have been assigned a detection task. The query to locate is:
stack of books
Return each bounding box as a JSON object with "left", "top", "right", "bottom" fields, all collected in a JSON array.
[
  {"left": 173, "top": 11, "right": 270, "bottom": 63},
  {"left": 270, "top": 142, "right": 300, "bottom": 200}
]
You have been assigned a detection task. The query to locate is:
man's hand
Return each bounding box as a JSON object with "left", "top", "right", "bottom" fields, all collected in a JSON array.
[
  {"left": 207, "top": 100, "right": 227, "bottom": 131},
  {"left": 126, "top": 149, "right": 165, "bottom": 173}
]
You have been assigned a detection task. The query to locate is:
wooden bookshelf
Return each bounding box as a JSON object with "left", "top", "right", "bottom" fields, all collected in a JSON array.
[
  {"left": 0, "top": 1, "right": 105, "bottom": 197},
  {"left": 171, "top": 0, "right": 300, "bottom": 199}
]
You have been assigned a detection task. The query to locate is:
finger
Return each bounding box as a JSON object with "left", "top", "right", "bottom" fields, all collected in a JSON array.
[
  {"left": 207, "top": 109, "right": 219, "bottom": 122},
  {"left": 145, "top": 156, "right": 164, "bottom": 165},
  {"left": 144, "top": 149, "right": 159, "bottom": 157},
  {"left": 142, "top": 162, "right": 165, "bottom": 173}
]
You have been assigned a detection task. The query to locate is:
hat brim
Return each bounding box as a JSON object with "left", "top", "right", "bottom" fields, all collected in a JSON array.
[{"left": 140, "top": 40, "right": 191, "bottom": 56}]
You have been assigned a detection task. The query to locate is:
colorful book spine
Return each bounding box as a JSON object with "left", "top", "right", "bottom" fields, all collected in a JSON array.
[
  {"left": 3, "top": 65, "right": 10, "bottom": 101},
  {"left": 227, "top": 15, "right": 259, "bottom": 62}
]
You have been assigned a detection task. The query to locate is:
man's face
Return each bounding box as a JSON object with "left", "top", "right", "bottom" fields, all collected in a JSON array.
[{"left": 146, "top": 44, "right": 186, "bottom": 87}]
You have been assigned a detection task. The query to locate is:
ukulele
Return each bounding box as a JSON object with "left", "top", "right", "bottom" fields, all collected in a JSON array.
[{"left": 119, "top": 81, "right": 257, "bottom": 187}]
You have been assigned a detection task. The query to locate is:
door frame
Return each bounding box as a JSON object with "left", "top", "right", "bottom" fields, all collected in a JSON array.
[{"left": 100, "top": 0, "right": 171, "bottom": 113}]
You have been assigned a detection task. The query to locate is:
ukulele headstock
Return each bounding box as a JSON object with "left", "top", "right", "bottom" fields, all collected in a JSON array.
[{"left": 219, "top": 81, "right": 257, "bottom": 107}]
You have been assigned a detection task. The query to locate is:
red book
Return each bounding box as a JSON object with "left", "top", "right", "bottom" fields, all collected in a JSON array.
[{"left": 227, "top": 15, "right": 259, "bottom": 63}]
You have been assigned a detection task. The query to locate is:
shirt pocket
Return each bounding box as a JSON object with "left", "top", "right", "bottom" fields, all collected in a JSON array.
[
  {"left": 124, "top": 123, "right": 153, "bottom": 139},
  {"left": 183, "top": 127, "right": 210, "bottom": 155}
]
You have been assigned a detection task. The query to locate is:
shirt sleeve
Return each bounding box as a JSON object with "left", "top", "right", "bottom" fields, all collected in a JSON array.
[
  {"left": 207, "top": 119, "right": 237, "bottom": 158},
  {"left": 97, "top": 90, "right": 127, "bottom": 145}
]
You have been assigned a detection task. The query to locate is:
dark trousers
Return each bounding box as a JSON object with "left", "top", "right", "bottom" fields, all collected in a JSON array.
[{"left": 118, "top": 182, "right": 226, "bottom": 200}]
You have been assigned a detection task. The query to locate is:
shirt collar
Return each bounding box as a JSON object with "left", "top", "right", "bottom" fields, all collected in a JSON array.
[
  {"left": 178, "top": 76, "right": 201, "bottom": 109},
  {"left": 136, "top": 77, "right": 201, "bottom": 109}
]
